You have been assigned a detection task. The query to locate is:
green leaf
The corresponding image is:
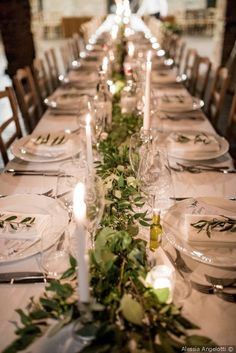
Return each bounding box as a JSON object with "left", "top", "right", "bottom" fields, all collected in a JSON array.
[
  {"left": 4, "top": 216, "right": 17, "bottom": 221},
  {"left": 120, "top": 294, "right": 144, "bottom": 326},
  {"left": 186, "top": 335, "right": 216, "bottom": 346},
  {"left": 152, "top": 288, "right": 170, "bottom": 303}
]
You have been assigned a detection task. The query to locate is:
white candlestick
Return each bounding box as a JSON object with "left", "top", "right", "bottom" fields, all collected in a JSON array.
[
  {"left": 102, "top": 56, "right": 109, "bottom": 73},
  {"left": 128, "top": 41, "right": 135, "bottom": 58},
  {"left": 85, "top": 114, "right": 93, "bottom": 173},
  {"left": 146, "top": 50, "right": 152, "bottom": 62},
  {"left": 143, "top": 60, "right": 152, "bottom": 130},
  {"left": 73, "top": 183, "right": 90, "bottom": 303}
]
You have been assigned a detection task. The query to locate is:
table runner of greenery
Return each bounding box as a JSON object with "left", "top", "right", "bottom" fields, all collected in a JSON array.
[{"left": 3, "top": 75, "right": 215, "bottom": 353}]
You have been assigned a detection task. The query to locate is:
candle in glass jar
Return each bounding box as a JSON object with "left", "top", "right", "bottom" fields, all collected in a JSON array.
[
  {"left": 146, "top": 265, "right": 174, "bottom": 303},
  {"left": 85, "top": 114, "right": 93, "bottom": 173},
  {"left": 73, "top": 182, "right": 90, "bottom": 303}
]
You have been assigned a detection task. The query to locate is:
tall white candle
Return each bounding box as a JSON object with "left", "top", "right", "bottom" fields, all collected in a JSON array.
[
  {"left": 85, "top": 114, "right": 93, "bottom": 173},
  {"left": 73, "top": 183, "right": 90, "bottom": 303},
  {"left": 128, "top": 41, "right": 135, "bottom": 58},
  {"left": 102, "top": 56, "right": 109, "bottom": 73},
  {"left": 143, "top": 59, "right": 152, "bottom": 130}
]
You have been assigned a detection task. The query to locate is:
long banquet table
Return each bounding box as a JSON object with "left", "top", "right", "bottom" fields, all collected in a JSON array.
[{"left": 0, "top": 14, "right": 236, "bottom": 353}]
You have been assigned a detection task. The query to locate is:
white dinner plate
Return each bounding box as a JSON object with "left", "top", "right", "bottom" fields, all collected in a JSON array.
[
  {"left": 0, "top": 194, "right": 69, "bottom": 263},
  {"left": 163, "top": 197, "right": 236, "bottom": 268},
  {"left": 158, "top": 96, "right": 204, "bottom": 112},
  {"left": 165, "top": 130, "right": 229, "bottom": 161},
  {"left": 11, "top": 134, "right": 80, "bottom": 163},
  {"left": 44, "top": 92, "right": 85, "bottom": 110},
  {"left": 152, "top": 73, "right": 187, "bottom": 85}
]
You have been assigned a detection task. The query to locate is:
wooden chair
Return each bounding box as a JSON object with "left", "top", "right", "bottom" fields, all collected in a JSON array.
[
  {"left": 13, "top": 66, "right": 43, "bottom": 134},
  {"left": 0, "top": 87, "right": 22, "bottom": 165},
  {"left": 207, "top": 67, "right": 229, "bottom": 128},
  {"left": 32, "top": 58, "right": 51, "bottom": 107},
  {"left": 182, "top": 48, "right": 198, "bottom": 92},
  {"left": 60, "top": 39, "right": 78, "bottom": 73},
  {"left": 44, "top": 48, "right": 60, "bottom": 91},
  {"left": 226, "top": 89, "right": 236, "bottom": 141},
  {"left": 173, "top": 39, "right": 186, "bottom": 74},
  {"left": 191, "top": 55, "right": 212, "bottom": 100}
]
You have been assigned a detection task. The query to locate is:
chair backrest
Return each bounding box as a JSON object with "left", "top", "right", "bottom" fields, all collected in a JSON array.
[
  {"left": 0, "top": 87, "right": 22, "bottom": 165},
  {"left": 60, "top": 39, "right": 79, "bottom": 73},
  {"left": 226, "top": 88, "right": 236, "bottom": 141},
  {"left": 13, "top": 66, "right": 43, "bottom": 134},
  {"left": 207, "top": 66, "right": 229, "bottom": 127},
  {"left": 168, "top": 34, "right": 180, "bottom": 61},
  {"left": 32, "top": 58, "right": 51, "bottom": 105},
  {"left": 191, "top": 55, "right": 212, "bottom": 100},
  {"left": 173, "top": 39, "right": 186, "bottom": 74},
  {"left": 44, "top": 48, "right": 60, "bottom": 91},
  {"left": 182, "top": 48, "right": 198, "bottom": 91}
]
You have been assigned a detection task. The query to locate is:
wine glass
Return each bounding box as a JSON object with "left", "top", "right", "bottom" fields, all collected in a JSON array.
[
  {"left": 56, "top": 159, "right": 87, "bottom": 221},
  {"left": 84, "top": 174, "right": 105, "bottom": 248},
  {"left": 129, "top": 128, "right": 163, "bottom": 176},
  {"left": 138, "top": 147, "right": 175, "bottom": 215}
]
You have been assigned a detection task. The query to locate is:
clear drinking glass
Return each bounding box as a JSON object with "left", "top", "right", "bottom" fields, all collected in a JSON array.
[
  {"left": 85, "top": 174, "right": 105, "bottom": 248},
  {"left": 138, "top": 147, "right": 175, "bottom": 215},
  {"left": 56, "top": 159, "right": 87, "bottom": 221},
  {"left": 40, "top": 228, "right": 71, "bottom": 279}
]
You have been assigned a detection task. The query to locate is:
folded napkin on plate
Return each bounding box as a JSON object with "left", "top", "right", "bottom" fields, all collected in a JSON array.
[
  {"left": 24, "top": 133, "right": 71, "bottom": 157},
  {"left": 68, "top": 70, "right": 98, "bottom": 83},
  {"left": 152, "top": 71, "right": 177, "bottom": 84},
  {"left": 184, "top": 199, "right": 236, "bottom": 245},
  {"left": 0, "top": 212, "right": 50, "bottom": 240},
  {"left": 166, "top": 132, "right": 220, "bottom": 155},
  {"left": 158, "top": 96, "right": 194, "bottom": 111}
]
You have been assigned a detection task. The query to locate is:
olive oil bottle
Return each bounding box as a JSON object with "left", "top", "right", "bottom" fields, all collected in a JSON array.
[{"left": 149, "top": 212, "right": 162, "bottom": 251}]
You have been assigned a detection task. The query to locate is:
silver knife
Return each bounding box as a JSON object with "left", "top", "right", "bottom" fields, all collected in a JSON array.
[
  {"left": 5, "top": 169, "right": 60, "bottom": 177},
  {"left": 0, "top": 272, "right": 54, "bottom": 284}
]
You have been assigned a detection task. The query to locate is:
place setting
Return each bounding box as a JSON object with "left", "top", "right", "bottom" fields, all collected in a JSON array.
[
  {"left": 0, "top": 193, "right": 69, "bottom": 263},
  {"left": 164, "top": 130, "right": 229, "bottom": 161},
  {"left": 162, "top": 196, "right": 236, "bottom": 301},
  {"left": 10, "top": 131, "right": 81, "bottom": 163}
]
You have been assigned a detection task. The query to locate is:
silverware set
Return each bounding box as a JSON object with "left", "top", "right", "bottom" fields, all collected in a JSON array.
[
  {"left": 190, "top": 280, "right": 236, "bottom": 303},
  {"left": 164, "top": 249, "right": 236, "bottom": 303},
  {"left": 170, "top": 162, "right": 236, "bottom": 174}
]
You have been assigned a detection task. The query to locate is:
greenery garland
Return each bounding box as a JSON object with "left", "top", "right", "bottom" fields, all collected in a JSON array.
[{"left": 3, "top": 64, "right": 216, "bottom": 353}]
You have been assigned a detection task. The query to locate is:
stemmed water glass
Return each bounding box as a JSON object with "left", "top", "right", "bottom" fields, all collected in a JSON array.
[
  {"left": 84, "top": 174, "right": 105, "bottom": 248},
  {"left": 56, "top": 161, "right": 104, "bottom": 248},
  {"left": 137, "top": 146, "right": 175, "bottom": 215}
]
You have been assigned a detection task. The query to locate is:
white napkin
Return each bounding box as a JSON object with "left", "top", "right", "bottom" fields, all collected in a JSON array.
[
  {"left": 152, "top": 71, "right": 177, "bottom": 84},
  {"left": 68, "top": 70, "right": 98, "bottom": 83},
  {"left": 184, "top": 199, "right": 236, "bottom": 245},
  {"left": 0, "top": 212, "right": 50, "bottom": 240},
  {"left": 24, "top": 133, "right": 71, "bottom": 157},
  {"left": 158, "top": 96, "right": 194, "bottom": 111},
  {"left": 166, "top": 132, "right": 220, "bottom": 155}
]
